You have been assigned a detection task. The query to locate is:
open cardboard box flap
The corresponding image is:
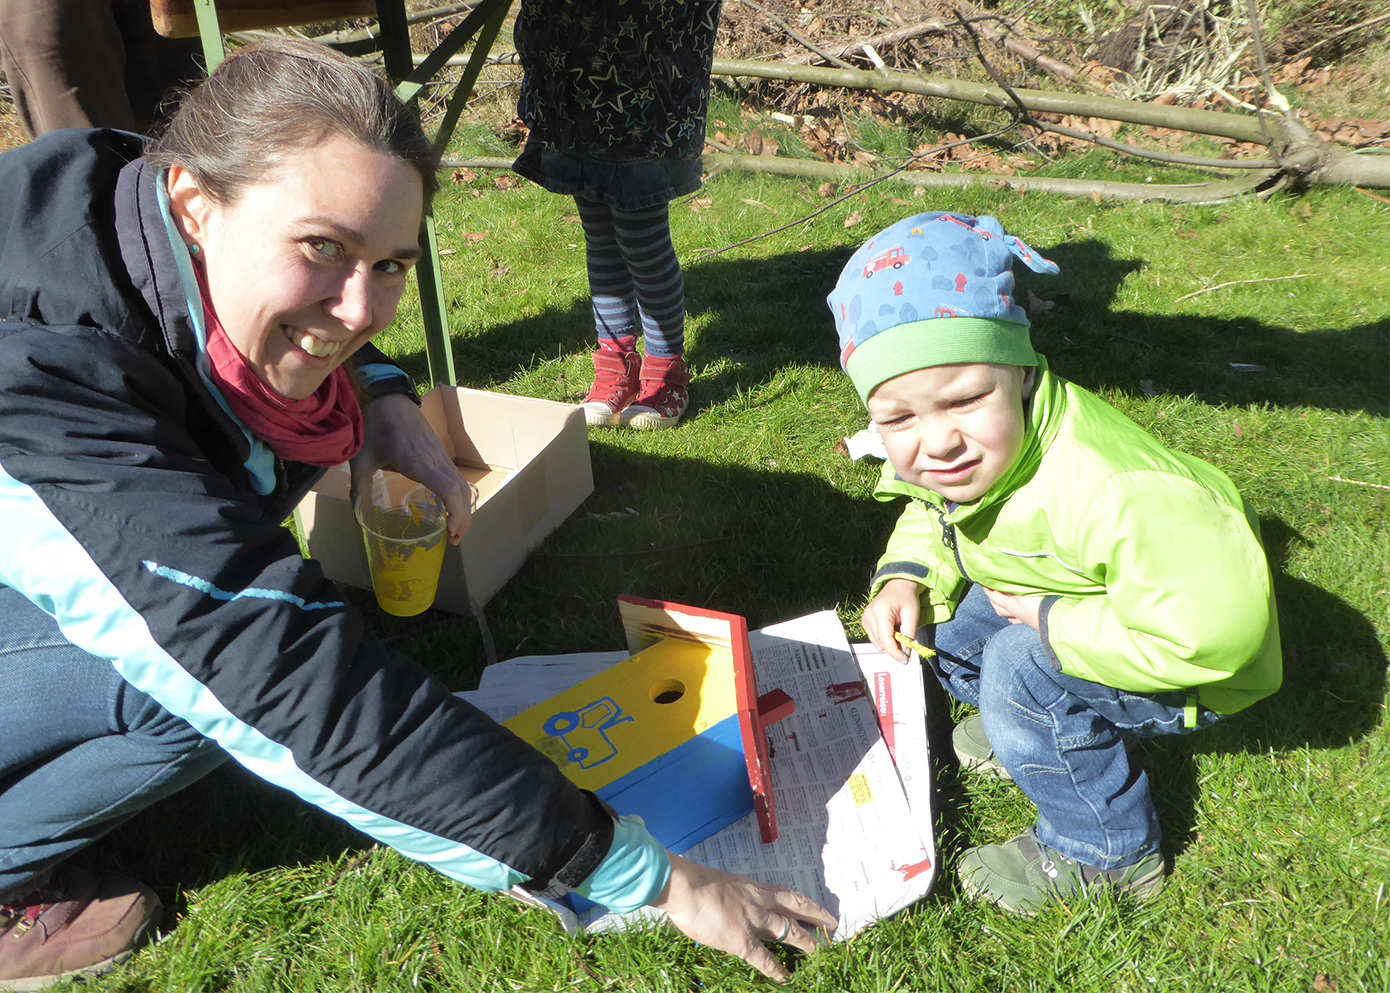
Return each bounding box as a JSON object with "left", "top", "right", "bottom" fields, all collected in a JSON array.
[{"left": 295, "top": 387, "right": 593, "bottom": 615}]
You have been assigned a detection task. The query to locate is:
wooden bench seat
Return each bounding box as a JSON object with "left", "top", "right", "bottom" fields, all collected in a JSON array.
[{"left": 151, "top": 0, "right": 375, "bottom": 38}]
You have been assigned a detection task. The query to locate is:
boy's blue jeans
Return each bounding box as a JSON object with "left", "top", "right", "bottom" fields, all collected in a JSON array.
[
  {"left": 0, "top": 585, "right": 227, "bottom": 901},
  {"left": 930, "top": 584, "right": 1214, "bottom": 870}
]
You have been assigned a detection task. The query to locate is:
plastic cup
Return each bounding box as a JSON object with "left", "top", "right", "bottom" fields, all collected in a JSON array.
[{"left": 354, "top": 471, "right": 447, "bottom": 617}]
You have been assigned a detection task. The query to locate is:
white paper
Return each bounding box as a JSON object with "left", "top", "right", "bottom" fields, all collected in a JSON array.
[
  {"left": 843, "top": 421, "right": 887, "bottom": 461},
  {"left": 852, "top": 643, "right": 934, "bottom": 821},
  {"left": 455, "top": 651, "right": 628, "bottom": 721}
]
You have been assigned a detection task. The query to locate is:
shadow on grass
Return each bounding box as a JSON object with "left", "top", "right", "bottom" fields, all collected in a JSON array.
[
  {"left": 1139, "top": 513, "right": 1387, "bottom": 861},
  {"left": 1018, "top": 240, "right": 1389, "bottom": 417},
  {"left": 468, "top": 444, "right": 896, "bottom": 661},
  {"left": 443, "top": 247, "right": 851, "bottom": 408},
  {"left": 89, "top": 761, "right": 367, "bottom": 927},
  {"left": 444, "top": 240, "right": 1386, "bottom": 419}
]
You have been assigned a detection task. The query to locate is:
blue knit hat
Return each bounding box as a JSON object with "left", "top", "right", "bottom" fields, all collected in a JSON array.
[{"left": 827, "top": 212, "right": 1059, "bottom": 402}]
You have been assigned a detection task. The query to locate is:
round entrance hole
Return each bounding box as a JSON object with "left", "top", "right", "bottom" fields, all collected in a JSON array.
[{"left": 649, "top": 679, "right": 686, "bottom": 705}]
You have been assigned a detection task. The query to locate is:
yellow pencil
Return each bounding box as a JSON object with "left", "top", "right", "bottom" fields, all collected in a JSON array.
[{"left": 893, "top": 630, "right": 936, "bottom": 658}]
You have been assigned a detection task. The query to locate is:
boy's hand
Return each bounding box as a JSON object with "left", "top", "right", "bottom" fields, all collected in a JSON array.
[
  {"left": 863, "top": 579, "right": 924, "bottom": 663},
  {"left": 982, "top": 587, "right": 1041, "bottom": 631}
]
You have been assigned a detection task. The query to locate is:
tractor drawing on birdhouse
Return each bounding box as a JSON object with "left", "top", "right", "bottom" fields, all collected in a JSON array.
[{"left": 541, "top": 697, "right": 634, "bottom": 769}]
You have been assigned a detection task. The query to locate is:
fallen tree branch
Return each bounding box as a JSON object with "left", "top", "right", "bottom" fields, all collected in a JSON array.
[
  {"left": 952, "top": 7, "right": 1083, "bottom": 85},
  {"left": 1173, "top": 273, "right": 1310, "bottom": 301},
  {"left": 783, "top": 12, "right": 1084, "bottom": 87},
  {"left": 785, "top": 18, "right": 949, "bottom": 66},
  {"left": 1030, "top": 117, "right": 1275, "bottom": 169},
  {"left": 951, "top": 11, "right": 1274, "bottom": 173},
  {"left": 1327, "top": 476, "right": 1390, "bottom": 492},
  {"left": 687, "top": 129, "right": 1016, "bottom": 261},
  {"left": 441, "top": 156, "right": 515, "bottom": 171},
  {"left": 1289, "top": 11, "right": 1390, "bottom": 64},
  {"left": 713, "top": 57, "right": 1272, "bottom": 143},
  {"left": 740, "top": 0, "right": 857, "bottom": 71},
  {"left": 954, "top": 8, "right": 1034, "bottom": 125},
  {"left": 710, "top": 57, "right": 1390, "bottom": 188},
  {"left": 314, "top": 0, "right": 484, "bottom": 53},
  {"left": 1243, "top": 0, "right": 1284, "bottom": 165},
  {"left": 697, "top": 152, "right": 1282, "bottom": 204},
  {"left": 440, "top": 151, "right": 1284, "bottom": 205}
]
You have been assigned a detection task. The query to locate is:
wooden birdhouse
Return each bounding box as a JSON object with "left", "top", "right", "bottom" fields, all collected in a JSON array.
[{"left": 503, "top": 596, "right": 793, "bottom": 853}]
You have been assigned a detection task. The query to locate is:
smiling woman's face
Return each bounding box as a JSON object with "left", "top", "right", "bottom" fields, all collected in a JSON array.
[{"left": 167, "top": 135, "right": 424, "bottom": 400}]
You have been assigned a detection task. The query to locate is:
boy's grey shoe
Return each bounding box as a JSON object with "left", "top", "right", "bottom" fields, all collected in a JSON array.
[
  {"left": 952, "top": 715, "right": 1012, "bottom": 780},
  {"left": 958, "top": 830, "right": 1166, "bottom": 916}
]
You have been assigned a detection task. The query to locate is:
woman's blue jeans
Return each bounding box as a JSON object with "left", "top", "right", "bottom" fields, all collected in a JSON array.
[
  {"left": 0, "top": 585, "right": 227, "bottom": 900},
  {"left": 930, "top": 584, "right": 1214, "bottom": 870}
]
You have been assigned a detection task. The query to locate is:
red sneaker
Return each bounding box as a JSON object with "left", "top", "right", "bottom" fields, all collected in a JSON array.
[
  {"left": 580, "top": 346, "right": 641, "bottom": 427},
  {"left": 620, "top": 353, "right": 690, "bottom": 430},
  {"left": 0, "top": 866, "right": 161, "bottom": 990}
]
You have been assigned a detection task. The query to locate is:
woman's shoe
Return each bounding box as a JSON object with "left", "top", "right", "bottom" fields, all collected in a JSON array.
[{"left": 0, "top": 866, "right": 162, "bottom": 990}]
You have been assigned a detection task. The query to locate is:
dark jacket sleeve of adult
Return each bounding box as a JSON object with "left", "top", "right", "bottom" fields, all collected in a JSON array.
[{"left": 0, "top": 130, "right": 668, "bottom": 912}]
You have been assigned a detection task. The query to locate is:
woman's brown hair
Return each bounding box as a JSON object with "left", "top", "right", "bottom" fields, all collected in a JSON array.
[{"left": 148, "top": 36, "right": 438, "bottom": 205}]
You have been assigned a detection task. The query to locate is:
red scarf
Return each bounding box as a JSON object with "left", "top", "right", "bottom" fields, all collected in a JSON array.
[{"left": 195, "top": 267, "right": 363, "bottom": 467}]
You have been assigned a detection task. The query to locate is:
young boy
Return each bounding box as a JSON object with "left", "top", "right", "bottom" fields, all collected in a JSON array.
[{"left": 828, "top": 213, "right": 1281, "bottom": 914}]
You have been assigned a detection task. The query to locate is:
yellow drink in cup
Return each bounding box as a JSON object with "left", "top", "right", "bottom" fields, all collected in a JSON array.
[{"left": 354, "top": 472, "right": 447, "bottom": 617}]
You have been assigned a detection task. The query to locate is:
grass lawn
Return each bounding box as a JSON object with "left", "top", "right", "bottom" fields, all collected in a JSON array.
[{"left": 71, "top": 90, "right": 1388, "bottom": 993}]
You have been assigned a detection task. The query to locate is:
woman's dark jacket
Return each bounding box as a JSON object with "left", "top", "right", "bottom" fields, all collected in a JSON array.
[{"left": 0, "top": 130, "right": 663, "bottom": 910}]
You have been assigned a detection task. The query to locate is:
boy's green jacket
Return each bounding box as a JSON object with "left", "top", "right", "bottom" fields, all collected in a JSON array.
[{"left": 872, "top": 358, "right": 1282, "bottom": 715}]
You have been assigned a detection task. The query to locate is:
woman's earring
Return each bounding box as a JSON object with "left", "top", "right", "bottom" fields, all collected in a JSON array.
[{"left": 188, "top": 243, "right": 201, "bottom": 256}]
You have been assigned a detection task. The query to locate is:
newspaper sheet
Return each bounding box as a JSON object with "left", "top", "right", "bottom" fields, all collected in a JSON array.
[
  {"left": 457, "top": 650, "right": 629, "bottom": 719},
  {"left": 852, "top": 642, "right": 934, "bottom": 823},
  {"left": 458, "top": 611, "right": 936, "bottom": 939}
]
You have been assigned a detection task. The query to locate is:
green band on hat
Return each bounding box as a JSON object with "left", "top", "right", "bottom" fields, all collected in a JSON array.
[{"left": 846, "top": 317, "right": 1037, "bottom": 402}]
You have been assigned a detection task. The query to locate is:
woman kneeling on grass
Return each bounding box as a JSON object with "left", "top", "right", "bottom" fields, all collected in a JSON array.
[{"left": 0, "top": 37, "right": 834, "bottom": 990}]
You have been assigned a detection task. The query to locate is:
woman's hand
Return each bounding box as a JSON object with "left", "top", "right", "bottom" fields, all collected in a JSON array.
[
  {"left": 862, "top": 578, "right": 924, "bottom": 663},
  {"left": 651, "top": 853, "right": 837, "bottom": 983},
  {"left": 981, "top": 587, "right": 1041, "bottom": 631},
  {"left": 349, "top": 393, "right": 473, "bottom": 544}
]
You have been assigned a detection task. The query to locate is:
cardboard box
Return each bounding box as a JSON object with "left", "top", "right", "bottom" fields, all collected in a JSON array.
[{"left": 295, "top": 387, "right": 593, "bottom": 615}]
